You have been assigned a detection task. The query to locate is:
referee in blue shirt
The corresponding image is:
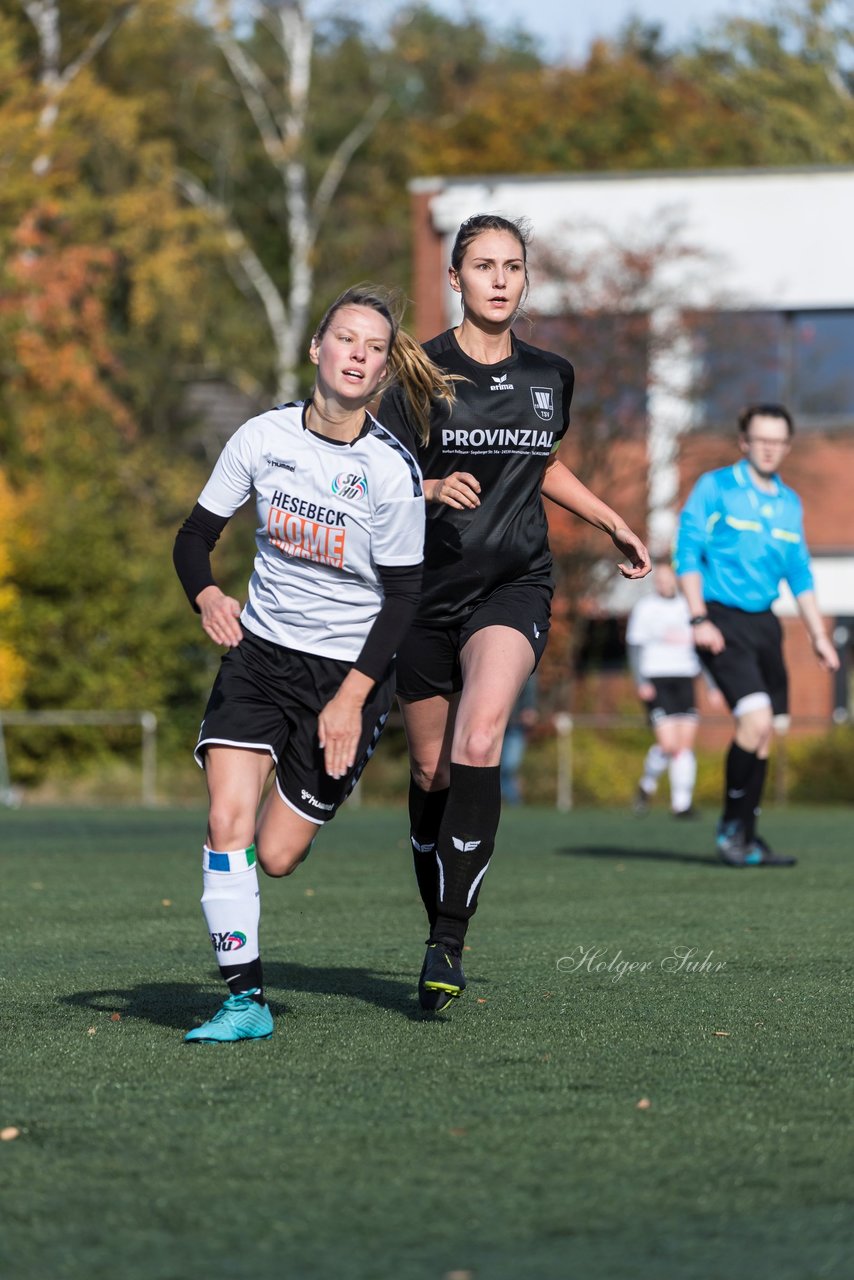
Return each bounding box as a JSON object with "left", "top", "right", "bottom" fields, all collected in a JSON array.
[{"left": 674, "top": 403, "right": 839, "bottom": 866}]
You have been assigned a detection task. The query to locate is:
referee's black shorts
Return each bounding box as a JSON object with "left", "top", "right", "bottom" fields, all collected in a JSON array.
[
  {"left": 701, "top": 602, "right": 788, "bottom": 716},
  {"left": 395, "top": 580, "right": 552, "bottom": 702},
  {"left": 194, "top": 628, "right": 393, "bottom": 824}
]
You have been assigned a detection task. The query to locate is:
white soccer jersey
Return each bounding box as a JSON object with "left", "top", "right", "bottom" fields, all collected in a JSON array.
[
  {"left": 198, "top": 403, "right": 424, "bottom": 661},
  {"left": 625, "top": 592, "right": 700, "bottom": 678}
]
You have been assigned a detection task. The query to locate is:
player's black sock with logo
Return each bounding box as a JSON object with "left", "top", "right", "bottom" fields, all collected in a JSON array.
[
  {"left": 742, "top": 756, "right": 768, "bottom": 842},
  {"left": 408, "top": 778, "right": 449, "bottom": 930},
  {"left": 722, "top": 744, "right": 758, "bottom": 829},
  {"left": 432, "top": 763, "right": 501, "bottom": 952},
  {"left": 219, "top": 957, "right": 265, "bottom": 1001}
]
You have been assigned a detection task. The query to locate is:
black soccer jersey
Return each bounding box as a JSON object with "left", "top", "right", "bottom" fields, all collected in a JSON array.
[{"left": 378, "top": 328, "right": 574, "bottom": 624}]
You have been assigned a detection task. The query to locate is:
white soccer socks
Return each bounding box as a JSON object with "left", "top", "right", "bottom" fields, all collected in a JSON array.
[
  {"left": 200, "top": 844, "right": 262, "bottom": 995},
  {"left": 640, "top": 743, "right": 669, "bottom": 795}
]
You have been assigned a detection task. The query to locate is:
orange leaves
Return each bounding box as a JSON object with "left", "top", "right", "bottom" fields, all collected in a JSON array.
[{"left": 3, "top": 205, "right": 134, "bottom": 442}]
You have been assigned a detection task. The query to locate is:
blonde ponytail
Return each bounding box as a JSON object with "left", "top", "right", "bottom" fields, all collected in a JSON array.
[{"left": 385, "top": 328, "right": 460, "bottom": 446}]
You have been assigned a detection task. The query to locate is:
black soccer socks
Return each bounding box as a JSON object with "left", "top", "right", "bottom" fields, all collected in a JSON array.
[
  {"left": 723, "top": 743, "right": 761, "bottom": 830},
  {"left": 742, "top": 755, "right": 768, "bottom": 842},
  {"left": 432, "top": 762, "right": 501, "bottom": 951},
  {"left": 408, "top": 778, "right": 449, "bottom": 930}
]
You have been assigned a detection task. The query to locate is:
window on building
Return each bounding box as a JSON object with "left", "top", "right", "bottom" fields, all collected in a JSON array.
[
  {"left": 691, "top": 309, "right": 854, "bottom": 430},
  {"left": 533, "top": 313, "right": 648, "bottom": 437}
]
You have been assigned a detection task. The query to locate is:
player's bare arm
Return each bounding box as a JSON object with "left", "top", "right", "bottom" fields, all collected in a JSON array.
[
  {"left": 425, "top": 472, "right": 481, "bottom": 509},
  {"left": 196, "top": 584, "right": 244, "bottom": 648},
  {"left": 676, "top": 570, "right": 726, "bottom": 655},
  {"left": 796, "top": 590, "right": 840, "bottom": 672},
  {"left": 318, "top": 669, "right": 375, "bottom": 780},
  {"left": 541, "top": 457, "right": 650, "bottom": 578}
]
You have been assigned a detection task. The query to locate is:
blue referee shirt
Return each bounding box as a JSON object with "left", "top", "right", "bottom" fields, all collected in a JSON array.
[{"left": 674, "top": 461, "right": 814, "bottom": 612}]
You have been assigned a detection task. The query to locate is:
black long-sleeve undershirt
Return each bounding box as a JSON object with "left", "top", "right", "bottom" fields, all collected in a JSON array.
[{"left": 173, "top": 503, "right": 422, "bottom": 683}]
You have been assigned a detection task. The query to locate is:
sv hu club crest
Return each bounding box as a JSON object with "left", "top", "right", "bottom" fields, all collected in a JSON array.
[{"left": 331, "top": 472, "right": 368, "bottom": 501}]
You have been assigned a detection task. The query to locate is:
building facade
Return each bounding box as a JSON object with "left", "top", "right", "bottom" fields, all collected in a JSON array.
[{"left": 409, "top": 167, "right": 854, "bottom": 725}]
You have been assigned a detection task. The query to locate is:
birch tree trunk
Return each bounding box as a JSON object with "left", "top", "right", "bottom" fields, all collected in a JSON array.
[
  {"left": 22, "top": 0, "right": 136, "bottom": 174},
  {"left": 194, "top": 0, "right": 390, "bottom": 400}
]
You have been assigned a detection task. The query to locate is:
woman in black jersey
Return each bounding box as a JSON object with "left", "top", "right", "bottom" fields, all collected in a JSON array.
[
  {"left": 173, "top": 286, "right": 455, "bottom": 1043},
  {"left": 379, "top": 215, "right": 650, "bottom": 1011}
]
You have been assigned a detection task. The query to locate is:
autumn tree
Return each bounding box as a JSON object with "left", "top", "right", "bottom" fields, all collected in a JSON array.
[
  {"left": 171, "top": 1, "right": 392, "bottom": 400},
  {"left": 0, "top": 3, "right": 222, "bottom": 786}
]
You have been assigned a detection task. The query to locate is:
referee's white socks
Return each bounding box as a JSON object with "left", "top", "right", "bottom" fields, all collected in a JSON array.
[{"left": 200, "top": 843, "right": 261, "bottom": 970}]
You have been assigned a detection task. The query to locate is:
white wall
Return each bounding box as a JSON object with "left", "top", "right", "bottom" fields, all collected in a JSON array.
[{"left": 426, "top": 167, "right": 854, "bottom": 320}]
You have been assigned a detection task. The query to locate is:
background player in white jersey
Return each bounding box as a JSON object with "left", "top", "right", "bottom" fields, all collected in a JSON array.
[
  {"left": 628, "top": 560, "right": 722, "bottom": 818},
  {"left": 379, "top": 214, "right": 650, "bottom": 1011},
  {"left": 173, "top": 286, "right": 457, "bottom": 1043}
]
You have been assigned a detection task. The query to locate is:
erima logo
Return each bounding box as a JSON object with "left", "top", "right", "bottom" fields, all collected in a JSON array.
[
  {"left": 211, "top": 930, "right": 246, "bottom": 953},
  {"left": 531, "top": 387, "right": 554, "bottom": 421},
  {"left": 490, "top": 373, "right": 514, "bottom": 392},
  {"left": 411, "top": 838, "right": 436, "bottom": 853},
  {"left": 265, "top": 455, "right": 296, "bottom": 472},
  {"left": 534, "top": 623, "right": 540, "bottom": 639},
  {"left": 452, "top": 837, "right": 481, "bottom": 852},
  {"left": 301, "top": 789, "right": 334, "bottom": 811}
]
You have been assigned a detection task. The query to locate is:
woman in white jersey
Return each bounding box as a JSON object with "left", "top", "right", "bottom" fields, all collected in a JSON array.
[
  {"left": 378, "top": 215, "right": 651, "bottom": 1011},
  {"left": 173, "top": 286, "right": 456, "bottom": 1043},
  {"left": 627, "top": 560, "right": 722, "bottom": 818}
]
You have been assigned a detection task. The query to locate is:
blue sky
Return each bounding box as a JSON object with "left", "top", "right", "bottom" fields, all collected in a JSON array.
[{"left": 376, "top": 0, "right": 773, "bottom": 62}]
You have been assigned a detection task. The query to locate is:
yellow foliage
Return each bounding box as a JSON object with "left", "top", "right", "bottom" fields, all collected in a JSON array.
[
  {"left": 0, "top": 644, "right": 26, "bottom": 705},
  {"left": 0, "top": 471, "right": 26, "bottom": 704}
]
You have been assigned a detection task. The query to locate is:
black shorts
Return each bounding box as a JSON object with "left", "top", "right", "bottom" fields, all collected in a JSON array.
[
  {"left": 643, "top": 676, "right": 698, "bottom": 726},
  {"left": 194, "top": 629, "right": 393, "bottom": 824},
  {"left": 396, "top": 581, "right": 552, "bottom": 702},
  {"left": 701, "top": 602, "right": 788, "bottom": 716}
]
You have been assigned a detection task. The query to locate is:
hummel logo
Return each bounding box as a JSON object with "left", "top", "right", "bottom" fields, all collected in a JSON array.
[
  {"left": 265, "top": 454, "right": 296, "bottom": 472},
  {"left": 452, "top": 837, "right": 481, "bottom": 852},
  {"left": 490, "top": 373, "right": 514, "bottom": 392}
]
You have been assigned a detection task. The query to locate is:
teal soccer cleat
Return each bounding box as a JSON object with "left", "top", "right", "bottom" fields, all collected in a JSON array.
[
  {"left": 184, "top": 991, "right": 273, "bottom": 1043},
  {"left": 745, "top": 833, "right": 797, "bottom": 867},
  {"left": 716, "top": 818, "right": 750, "bottom": 866}
]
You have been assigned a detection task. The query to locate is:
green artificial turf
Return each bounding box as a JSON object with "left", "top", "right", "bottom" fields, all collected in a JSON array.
[{"left": 1, "top": 805, "right": 852, "bottom": 1280}]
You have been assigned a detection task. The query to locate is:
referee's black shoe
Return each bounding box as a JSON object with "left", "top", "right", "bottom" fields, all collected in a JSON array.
[
  {"left": 716, "top": 818, "right": 751, "bottom": 866},
  {"left": 745, "top": 833, "right": 797, "bottom": 867},
  {"left": 420, "top": 940, "right": 466, "bottom": 1010}
]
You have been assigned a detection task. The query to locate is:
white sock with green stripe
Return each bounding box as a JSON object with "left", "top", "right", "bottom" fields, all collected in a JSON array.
[{"left": 200, "top": 844, "right": 262, "bottom": 997}]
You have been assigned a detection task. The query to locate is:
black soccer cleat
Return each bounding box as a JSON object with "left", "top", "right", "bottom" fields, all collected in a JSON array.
[
  {"left": 716, "top": 818, "right": 751, "bottom": 866},
  {"left": 672, "top": 805, "right": 700, "bottom": 820},
  {"left": 420, "top": 941, "right": 466, "bottom": 1010},
  {"left": 744, "top": 833, "right": 797, "bottom": 867}
]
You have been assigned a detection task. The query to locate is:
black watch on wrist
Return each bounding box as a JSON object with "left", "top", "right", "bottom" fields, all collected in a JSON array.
[{"left": 689, "top": 614, "right": 709, "bottom": 626}]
